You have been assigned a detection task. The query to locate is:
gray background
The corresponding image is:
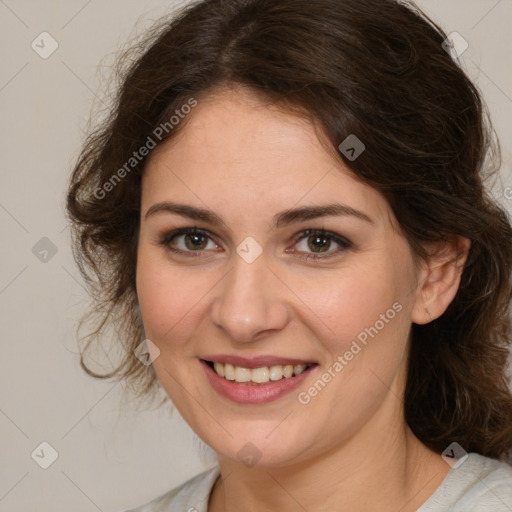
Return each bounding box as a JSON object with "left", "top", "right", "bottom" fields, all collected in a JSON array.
[{"left": 0, "top": 1, "right": 511, "bottom": 511}]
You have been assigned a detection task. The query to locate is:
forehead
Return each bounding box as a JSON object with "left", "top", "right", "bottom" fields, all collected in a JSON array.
[{"left": 142, "top": 87, "right": 391, "bottom": 226}]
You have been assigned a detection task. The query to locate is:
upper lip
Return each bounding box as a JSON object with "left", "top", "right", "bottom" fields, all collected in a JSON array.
[{"left": 201, "top": 355, "right": 317, "bottom": 369}]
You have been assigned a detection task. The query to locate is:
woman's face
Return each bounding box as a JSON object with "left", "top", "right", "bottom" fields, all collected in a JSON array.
[{"left": 136, "top": 87, "right": 425, "bottom": 467}]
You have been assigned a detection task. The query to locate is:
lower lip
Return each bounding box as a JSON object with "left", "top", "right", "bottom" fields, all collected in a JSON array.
[{"left": 201, "top": 360, "right": 316, "bottom": 404}]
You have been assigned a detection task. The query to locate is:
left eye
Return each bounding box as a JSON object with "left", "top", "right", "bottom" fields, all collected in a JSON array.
[{"left": 290, "top": 229, "right": 351, "bottom": 259}]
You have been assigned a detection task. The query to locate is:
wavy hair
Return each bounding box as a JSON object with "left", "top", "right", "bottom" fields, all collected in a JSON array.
[{"left": 66, "top": 0, "right": 512, "bottom": 461}]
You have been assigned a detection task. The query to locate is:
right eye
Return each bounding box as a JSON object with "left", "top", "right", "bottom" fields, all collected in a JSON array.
[{"left": 159, "top": 227, "right": 221, "bottom": 256}]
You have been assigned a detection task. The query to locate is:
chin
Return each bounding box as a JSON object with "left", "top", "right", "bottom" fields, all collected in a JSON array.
[{"left": 199, "top": 427, "right": 314, "bottom": 469}]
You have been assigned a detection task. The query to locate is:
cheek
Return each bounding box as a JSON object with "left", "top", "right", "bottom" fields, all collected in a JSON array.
[
  {"left": 289, "top": 259, "right": 408, "bottom": 354},
  {"left": 135, "top": 250, "right": 208, "bottom": 349}
]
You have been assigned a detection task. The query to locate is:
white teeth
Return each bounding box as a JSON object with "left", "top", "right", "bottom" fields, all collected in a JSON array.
[
  {"left": 283, "top": 365, "right": 293, "bottom": 378},
  {"left": 213, "top": 362, "right": 225, "bottom": 377},
  {"left": 294, "top": 364, "right": 307, "bottom": 375},
  {"left": 234, "top": 367, "right": 251, "bottom": 382},
  {"left": 269, "top": 365, "right": 283, "bottom": 381},
  {"left": 210, "top": 362, "right": 311, "bottom": 383},
  {"left": 224, "top": 363, "right": 235, "bottom": 381},
  {"left": 251, "top": 367, "right": 269, "bottom": 383}
]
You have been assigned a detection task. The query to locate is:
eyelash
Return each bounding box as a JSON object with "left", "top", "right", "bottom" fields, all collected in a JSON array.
[{"left": 159, "top": 227, "right": 352, "bottom": 261}]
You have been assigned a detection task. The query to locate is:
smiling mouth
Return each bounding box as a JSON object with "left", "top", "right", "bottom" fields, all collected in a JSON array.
[{"left": 203, "top": 360, "right": 317, "bottom": 385}]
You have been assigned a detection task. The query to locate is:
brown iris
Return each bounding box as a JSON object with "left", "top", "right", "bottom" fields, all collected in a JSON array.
[
  {"left": 308, "top": 234, "right": 331, "bottom": 253},
  {"left": 184, "top": 233, "right": 208, "bottom": 250}
]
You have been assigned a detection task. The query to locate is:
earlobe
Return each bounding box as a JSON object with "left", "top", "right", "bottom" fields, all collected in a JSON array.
[{"left": 411, "top": 236, "right": 471, "bottom": 325}]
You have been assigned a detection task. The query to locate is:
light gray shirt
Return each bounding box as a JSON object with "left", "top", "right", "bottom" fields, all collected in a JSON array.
[{"left": 124, "top": 453, "right": 512, "bottom": 511}]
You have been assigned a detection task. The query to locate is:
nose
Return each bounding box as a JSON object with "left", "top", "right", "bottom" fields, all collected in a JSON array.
[{"left": 210, "top": 250, "right": 289, "bottom": 343}]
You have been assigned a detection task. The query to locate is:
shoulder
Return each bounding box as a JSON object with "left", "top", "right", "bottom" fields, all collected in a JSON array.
[
  {"left": 122, "top": 465, "right": 220, "bottom": 512},
  {"left": 419, "top": 453, "right": 512, "bottom": 511}
]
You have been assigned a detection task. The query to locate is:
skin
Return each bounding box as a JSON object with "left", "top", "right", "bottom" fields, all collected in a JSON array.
[{"left": 136, "top": 86, "right": 470, "bottom": 511}]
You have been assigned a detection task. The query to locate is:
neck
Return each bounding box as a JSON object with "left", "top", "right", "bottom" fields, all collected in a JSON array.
[{"left": 209, "top": 407, "right": 450, "bottom": 512}]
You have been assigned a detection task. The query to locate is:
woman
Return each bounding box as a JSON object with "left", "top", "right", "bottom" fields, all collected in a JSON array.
[{"left": 66, "top": 0, "right": 512, "bottom": 510}]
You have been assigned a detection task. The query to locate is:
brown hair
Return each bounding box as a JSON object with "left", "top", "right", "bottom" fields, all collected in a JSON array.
[{"left": 66, "top": 0, "right": 512, "bottom": 462}]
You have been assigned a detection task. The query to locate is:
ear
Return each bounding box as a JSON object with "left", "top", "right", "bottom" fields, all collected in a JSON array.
[{"left": 411, "top": 236, "right": 471, "bottom": 325}]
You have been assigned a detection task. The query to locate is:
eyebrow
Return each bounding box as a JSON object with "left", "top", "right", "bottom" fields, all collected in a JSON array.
[{"left": 144, "top": 201, "right": 374, "bottom": 228}]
